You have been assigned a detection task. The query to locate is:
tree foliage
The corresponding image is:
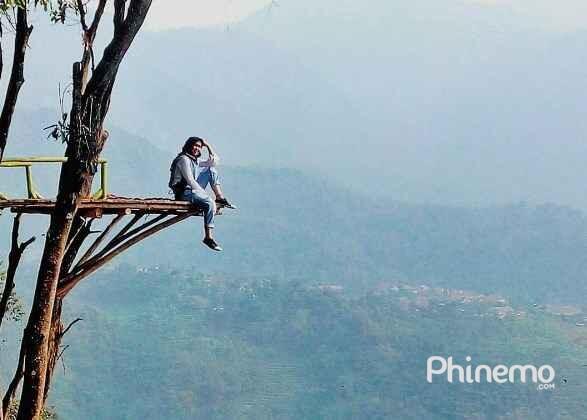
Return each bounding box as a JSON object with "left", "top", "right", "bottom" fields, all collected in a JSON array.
[
  {"left": 5, "top": 400, "right": 57, "bottom": 420},
  {"left": 0, "top": 266, "right": 24, "bottom": 323}
]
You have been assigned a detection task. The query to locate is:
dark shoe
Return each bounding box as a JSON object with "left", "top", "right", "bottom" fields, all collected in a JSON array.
[
  {"left": 202, "top": 237, "right": 223, "bottom": 251},
  {"left": 216, "top": 197, "right": 237, "bottom": 209}
]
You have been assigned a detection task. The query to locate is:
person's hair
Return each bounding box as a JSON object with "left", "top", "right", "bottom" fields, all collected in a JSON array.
[{"left": 182, "top": 136, "right": 204, "bottom": 154}]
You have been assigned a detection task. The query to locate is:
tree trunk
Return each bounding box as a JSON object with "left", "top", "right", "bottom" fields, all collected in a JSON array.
[
  {"left": 44, "top": 216, "right": 91, "bottom": 402},
  {"left": 17, "top": 3, "right": 152, "bottom": 417},
  {"left": 15, "top": 198, "right": 77, "bottom": 419},
  {"left": 43, "top": 299, "right": 63, "bottom": 402},
  {"left": 17, "top": 58, "right": 93, "bottom": 419},
  {"left": 17, "top": 54, "right": 102, "bottom": 418}
]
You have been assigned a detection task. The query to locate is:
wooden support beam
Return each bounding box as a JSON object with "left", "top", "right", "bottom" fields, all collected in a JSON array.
[
  {"left": 107, "top": 214, "right": 167, "bottom": 249},
  {"left": 69, "top": 212, "right": 144, "bottom": 274},
  {"left": 0, "top": 198, "right": 206, "bottom": 215},
  {"left": 70, "top": 213, "right": 168, "bottom": 277},
  {"left": 62, "top": 218, "right": 95, "bottom": 279},
  {"left": 57, "top": 213, "right": 191, "bottom": 298},
  {"left": 63, "top": 218, "right": 91, "bottom": 257},
  {"left": 74, "top": 213, "right": 125, "bottom": 268},
  {"left": 114, "top": 212, "right": 144, "bottom": 239},
  {"left": 81, "top": 207, "right": 103, "bottom": 219}
]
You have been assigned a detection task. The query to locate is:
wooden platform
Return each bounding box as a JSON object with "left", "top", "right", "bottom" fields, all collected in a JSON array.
[{"left": 0, "top": 197, "right": 206, "bottom": 217}]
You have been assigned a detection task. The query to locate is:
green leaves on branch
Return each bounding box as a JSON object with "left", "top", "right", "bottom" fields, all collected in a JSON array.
[
  {"left": 48, "top": 0, "right": 78, "bottom": 24},
  {"left": 45, "top": 112, "right": 70, "bottom": 144},
  {"left": 0, "top": 1, "right": 49, "bottom": 12},
  {"left": 0, "top": 265, "right": 24, "bottom": 323},
  {"left": 0, "top": 1, "right": 29, "bottom": 12},
  {"left": 0, "top": 1, "right": 80, "bottom": 24},
  {"left": 5, "top": 400, "right": 58, "bottom": 419}
]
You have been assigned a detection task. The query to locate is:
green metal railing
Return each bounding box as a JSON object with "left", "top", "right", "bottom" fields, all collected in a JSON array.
[{"left": 0, "top": 157, "right": 108, "bottom": 200}]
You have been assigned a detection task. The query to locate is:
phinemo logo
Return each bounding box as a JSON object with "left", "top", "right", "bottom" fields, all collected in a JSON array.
[{"left": 427, "top": 356, "right": 556, "bottom": 391}]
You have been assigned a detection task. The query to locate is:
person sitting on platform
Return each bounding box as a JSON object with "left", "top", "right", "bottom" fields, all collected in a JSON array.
[{"left": 168, "top": 136, "right": 235, "bottom": 251}]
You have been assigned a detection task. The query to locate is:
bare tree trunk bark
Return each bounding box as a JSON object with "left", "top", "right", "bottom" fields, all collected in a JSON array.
[
  {"left": 0, "top": 21, "right": 4, "bottom": 80},
  {"left": 16, "top": 189, "right": 79, "bottom": 419},
  {"left": 17, "top": 3, "right": 152, "bottom": 417},
  {"left": 0, "top": 6, "right": 33, "bottom": 162},
  {"left": 44, "top": 217, "right": 92, "bottom": 402},
  {"left": 17, "top": 53, "right": 92, "bottom": 418},
  {"left": 43, "top": 299, "right": 63, "bottom": 402},
  {"left": 17, "top": 60, "right": 87, "bottom": 420}
]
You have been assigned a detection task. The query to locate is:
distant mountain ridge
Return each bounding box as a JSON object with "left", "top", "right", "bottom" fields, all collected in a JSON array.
[
  {"left": 2, "top": 109, "right": 587, "bottom": 306},
  {"left": 3, "top": 1, "right": 587, "bottom": 207}
]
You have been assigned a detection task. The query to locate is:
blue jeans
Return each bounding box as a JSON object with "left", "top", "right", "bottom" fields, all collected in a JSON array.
[{"left": 181, "top": 167, "right": 220, "bottom": 228}]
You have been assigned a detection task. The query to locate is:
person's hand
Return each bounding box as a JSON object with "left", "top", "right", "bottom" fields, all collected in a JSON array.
[{"left": 203, "top": 139, "right": 214, "bottom": 155}]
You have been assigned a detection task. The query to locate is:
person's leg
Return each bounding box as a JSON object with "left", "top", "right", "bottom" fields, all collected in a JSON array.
[
  {"left": 197, "top": 167, "right": 226, "bottom": 199},
  {"left": 182, "top": 189, "right": 216, "bottom": 237},
  {"left": 204, "top": 225, "right": 213, "bottom": 240},
  {"left": 196, "top": 168, "right": 212, "bottom": 190},
  {"left": 183, "top": 189, "right": 222, "bottom": 251},
  {"left": 198, "top": 167, "right": 236, "bottom": 209}
]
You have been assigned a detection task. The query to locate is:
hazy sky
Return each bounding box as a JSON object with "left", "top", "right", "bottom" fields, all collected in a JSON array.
[
  {"left": 143, "top": 0, "right": 272, "bottom": 30},
  {"left": 464, "top": 0, "right": 587, "bottom": 30},
  {"left": 140, "top": 0, "right": 587, "bottom": 32}
]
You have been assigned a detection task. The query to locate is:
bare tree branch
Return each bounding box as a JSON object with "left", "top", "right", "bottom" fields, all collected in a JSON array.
[
  {"left": 0, "top": 19, "right": 4, "bottom": 82},
  {"left": 0, "top": 5, "right": 33, "bottom": 161},
  {"left": 86, "top": 0, "right": 153, "bottom": 101},
  {"left": 76, "top": 0, "right": 88, "bottom": 32},
  {"left": 2, "top": 332, "right": 26, "bottom": 415},
  {"left": 73, "top": 213, "right": 124, "bottom": 268},
  {"left": 89, "top": 0, "right": 108, "bottom": 35},
  {"left": 0, "top": 214, "right": 35, "bottom": 332},
  {"left": 59, "top": 318, "right": 82, "bottom": 339},
  {"left": 113, "top": 0, "right": 126, "bottom": 34},
  {"left": 78, "top": 0, "right": 107, "bottom": 93},
  {"left": 57, "top": 345, "right": 69, "bottom": 365}
]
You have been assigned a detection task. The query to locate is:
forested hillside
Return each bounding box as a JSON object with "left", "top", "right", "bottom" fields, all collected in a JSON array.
[{"left": 41, "top": 266, "right": 586, "bottom": 419}]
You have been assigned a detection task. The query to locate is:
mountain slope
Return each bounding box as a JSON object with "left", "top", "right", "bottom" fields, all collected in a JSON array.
[
  {"left": 43, "top": 267, "right": 587, "bottom": 419},
  {"left": 5, "top": 1, "right": 587, "bottom": 207},
  {"left": 2, "top": 109, "right": 587, "bottom": 305}
]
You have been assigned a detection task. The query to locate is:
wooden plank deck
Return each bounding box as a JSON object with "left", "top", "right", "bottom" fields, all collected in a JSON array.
[{"left": 0, "top": 197, "right": 206, "bottom": 217}]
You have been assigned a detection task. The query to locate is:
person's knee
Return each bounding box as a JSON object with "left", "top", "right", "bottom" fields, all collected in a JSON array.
[
  {"left": 203, "top": 197, "right": 216, "bottom": 212},
  {"left": 208, "top": 167, "right": 220, "bottom": 185}
]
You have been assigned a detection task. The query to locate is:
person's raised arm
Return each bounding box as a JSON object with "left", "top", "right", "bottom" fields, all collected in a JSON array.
[{"left": 199, "top": 139, "right": 219, "bottom": 167}]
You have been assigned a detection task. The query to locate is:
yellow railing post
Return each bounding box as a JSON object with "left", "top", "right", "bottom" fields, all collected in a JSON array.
[
  {"left": 1, "top": 157, "right": 109, "bottom": 200},
  {"left": 24, "top": 165, "right": 43, "bottom": 199},
  {"left": 92, "top": 161, "right": 108, "bottom": 199},
  {"left": 25, "top": 165, "right": 34, "bottom": 198},
  {"left": 101, "top": 161, "right": 108, "bottom": 198}
]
